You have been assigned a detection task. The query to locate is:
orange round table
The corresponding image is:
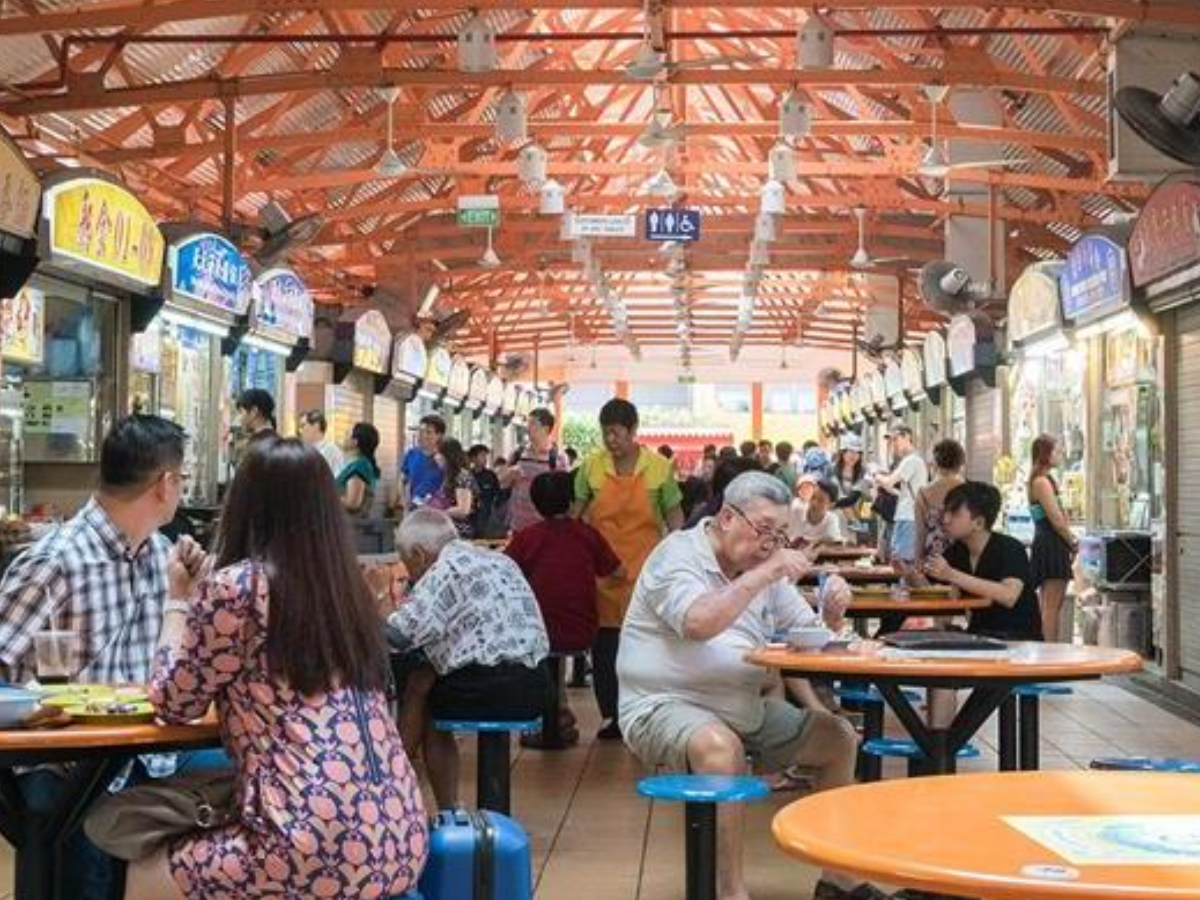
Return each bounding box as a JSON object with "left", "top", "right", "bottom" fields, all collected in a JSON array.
[
  {"left": 814, "top": 545, "right": 878, "bottom": 562},
  {"left": 799, "top": 564, "right": 897, "bottom": 585},
  {"left": 749, "top": 642, "right": 1142, "bottom": 775},
  {"left": 774, "top": 771, "right": 1200, "bottom": 900},
  {"left": 845, "top": 596, "right": 991, "bottom": 617},
  {"left": 0, "top": 715, "right": 221, "bottom": 900}
]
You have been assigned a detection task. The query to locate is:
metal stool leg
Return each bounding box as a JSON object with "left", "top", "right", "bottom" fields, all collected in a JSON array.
[
  {"left": 539, "top": 657, "right": 567, "bottom": 749},
  {"left": 684, "top": 801, "right": 718, "bottom": 900},
  {"left": 998, "top": 696, "right": 1018, "bottom": 771},
  {"left": 1018, "top": 693, "right": 1041, "bottom": 771},
  {"left": 476, "top": 731, "right": 512, "bottom": 815},
  {"left": 858, "top": 702, "right": 884, "bottom": 782}
]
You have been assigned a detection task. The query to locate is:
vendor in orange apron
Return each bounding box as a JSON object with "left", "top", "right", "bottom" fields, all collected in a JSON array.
[{"left": 575, "top": 399, "right": 683, "bottom": 739}]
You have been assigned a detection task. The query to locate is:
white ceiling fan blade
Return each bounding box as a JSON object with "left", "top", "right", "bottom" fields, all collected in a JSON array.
[{"left": 944, "top": 158, "right": 1028, "bottom": 171}]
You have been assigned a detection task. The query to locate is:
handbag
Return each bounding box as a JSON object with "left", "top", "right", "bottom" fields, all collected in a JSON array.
[
  {"left": 83, "top": 769, "right": 237, "bottom": 861},
  {"left": 870, "top": 487, "right": 899, "bottom": 524}
]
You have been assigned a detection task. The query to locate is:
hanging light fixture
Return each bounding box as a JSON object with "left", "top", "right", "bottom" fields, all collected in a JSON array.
[
  {"left": 641, "top": 167, "right": 677, "bottom": 198},
  {"left": 754, "top": 211, "right": 777, "bottom": 244},
  {"left": 797, "top": 14, "right": 835, "bottom": 69},
  {"left": 780, "top": 91, "right": 812, "bottom": 139},
  {"left": 749, "top": 241, "right": 770, "bottom": 267},
  {"left": 539, "top": 179, "right": 565, "bottom": 215},
  {"left": 479, "top": 226, "right": 501, "bottom": 268},
  {"left": 571, "top": 237, "right": 592, "bottom": 264},
  {"left": 760, "top": 179, "right": 787, "bottom": 215},
  {"left": 494, "top": 90, "right": 527, "bottom": 144},
  {"left": 457, "top": 12, "right": 498, "bottom": 73},
  {"left": 517, "top": 142, "right": 548, "bottom": 186},
  {"left": 769, "top": 140, "right": 797, "bottom": 182}
]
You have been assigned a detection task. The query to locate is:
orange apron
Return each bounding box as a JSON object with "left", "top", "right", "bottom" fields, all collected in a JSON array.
[{"left": 589, "top": 470, "right": 662, "bottom": 628}]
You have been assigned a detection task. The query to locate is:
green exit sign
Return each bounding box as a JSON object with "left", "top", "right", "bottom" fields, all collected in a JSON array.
[
  {"left": 457, "top": 208, "right": 499, "bottom": 227},
  {"left": 677, "top": 373, "right": 697, "bottom": 385}
]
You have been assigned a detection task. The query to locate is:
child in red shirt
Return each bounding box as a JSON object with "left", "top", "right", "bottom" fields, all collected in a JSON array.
[{"left": 506, "top": 470, "right": 621, "bottom": 745}]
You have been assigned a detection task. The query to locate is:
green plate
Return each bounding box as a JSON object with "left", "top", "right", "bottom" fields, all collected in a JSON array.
[{"left": 61, "top": 701, "right": 156, "bottom": 726}]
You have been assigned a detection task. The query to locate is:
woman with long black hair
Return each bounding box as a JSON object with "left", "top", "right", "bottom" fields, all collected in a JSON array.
[
  {"left": 335, "top": 422, "right": 381, "bottom": 518},
  {"left": 1028, "top": 434, "right": 1078, "bottom": 642},
  {"left": 431, "top": 437, "right": 479, "bottom": 538},
  {"left": 128, "top": 436, "right": 427, "bottom": 900}
]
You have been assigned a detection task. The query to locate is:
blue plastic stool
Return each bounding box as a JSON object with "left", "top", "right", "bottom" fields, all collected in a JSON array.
[
  {"left": 863, "top": 736, "right": 980, "bottom": 778},
  {"left": 638, "top": 775, "right": 770, "bottom": 900},
  {"left": 834, "top": 684, "right": 921, "bottom": 783},
  {"left": 434, "top": 719, "right": 540, "bottom": 815},
  {"left": 1090, "top": 757, "right": 1200, "bottom": 773},
  {"left": 998, "top": 684, "right": 1074, "bottom": 772}
]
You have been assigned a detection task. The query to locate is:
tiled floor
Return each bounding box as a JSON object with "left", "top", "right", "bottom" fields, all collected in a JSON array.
[{"left": 1, "top": 676, "right": 1197, "bottom": 900}]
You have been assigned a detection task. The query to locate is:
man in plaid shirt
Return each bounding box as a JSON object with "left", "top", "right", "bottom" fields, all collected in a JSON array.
[{"left": 0, "top": 415, "right": 207, "bottom": 899}]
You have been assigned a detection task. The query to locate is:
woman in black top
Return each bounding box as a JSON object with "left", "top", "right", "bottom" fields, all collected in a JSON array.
[{"left": 923, "top": 481, "right": 1043, "bottom": 641}]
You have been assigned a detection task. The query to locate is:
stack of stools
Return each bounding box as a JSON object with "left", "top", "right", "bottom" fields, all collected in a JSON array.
[
  {"left": 834, "top": 683, "right": 920, "bottom": 781},
  {"left": 1090, "top": 757, "right": 1200, "bottom": 773},
  {"left": 637, "top": 774, "right": 770, "bottom": 900}
]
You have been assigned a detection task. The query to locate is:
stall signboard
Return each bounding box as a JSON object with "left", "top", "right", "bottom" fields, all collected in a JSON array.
[
  {"left": 884, "top": 360, "right": 905, "bottom": 403},
  {"left": 485, "top": 374, "right": 505, "bottom": 413},
  {"left": 425, "top": 347, "right": 452, "bottom": 389},
  {"left": 901, "top": 349, "right": 925, "bottom": 400},
  {"left": 852, "top": 382, "right": 869, "bottom": 416},
  {"left": 42, "top": 177, "right": 164, "bottom": 288},
  {"left": 447, "top": 357, "right": 471, "bottom": 399},
  {"left": 252, "top": 269, "right": 313, "bottom": 343},
  {"left": 867, "top": 371, "right": 887, "bottom": 410},
  {"left": 924, "top": 331, "right": 948, "bottom": 389},
  {"left": 0, "top": 131, "right": 39, "bottom": 240},
  {"left": 842, "top": 390, "right": 857, "bottom": 423},
  {"left": 1129, "top": 179, "right": 1200, "bottom": 290},
  {"left": 516, "top": 389, "right": 535, "bottom": 418},
  {"left": 1007, "top": 262, "right": 1064, "bottom": 346},
  {"left": 947, "top": 315, "right": 979, "bottom": 378},
  {"left": 501, "top": 381, "right": 519, "bottom": 415},
  {"left": 0, "top": 285, "right": 44, "bottom": 365},
  {"left": 467, "top": 367, "right": 490, "bottom": 406},
  {"left": 167, "top": 233, "right": 252, "bottom": 316},
  {"left": 392, "top": 333, "right": 427, "bottom": 380},
  {"left": 1060, "top": 234, "right": 1130, "bottom": 324},
  {"left": 351, "top": 310, "right": 391, "bottom": 374}
]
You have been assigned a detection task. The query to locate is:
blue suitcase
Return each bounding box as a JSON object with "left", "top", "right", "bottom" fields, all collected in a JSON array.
[{"left": 418, "top": 808, "right": 532, "bottom": 900}]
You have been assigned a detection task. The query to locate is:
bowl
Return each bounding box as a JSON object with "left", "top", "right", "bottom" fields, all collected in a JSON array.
[
  {"left": 786, "top": 626, "right": 833, "bottom": 651},
  {"left": 0, "top": 687, "right": 41, "bottom": 728}
]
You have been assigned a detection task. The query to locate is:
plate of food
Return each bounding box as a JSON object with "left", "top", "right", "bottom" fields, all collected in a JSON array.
[
  {"left": 60, "top": 698, "right": 156, "bottom": 726},
  {"left": 40, "top": 685, "right": 148, "bottom": 709},
  {"left": 908, "top": 584, "right": 954, "bottom": 599},
  {"left": 851, "top": 585, "right": 893, "bottom": 598}
]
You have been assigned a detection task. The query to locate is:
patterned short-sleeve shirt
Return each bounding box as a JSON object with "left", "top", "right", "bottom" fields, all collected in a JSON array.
[{"left": 388, "top": 541, "right": 549, "bottom": 675}]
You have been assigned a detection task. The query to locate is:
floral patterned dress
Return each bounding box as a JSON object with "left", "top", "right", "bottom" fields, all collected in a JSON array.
[{"left": 149, "top": 561, "right": 428, "bottom": 900}]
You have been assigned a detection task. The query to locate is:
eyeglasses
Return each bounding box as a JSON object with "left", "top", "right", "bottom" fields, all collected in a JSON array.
[{"left": 727, "top": 503, "right": 789, "bottom": 550}]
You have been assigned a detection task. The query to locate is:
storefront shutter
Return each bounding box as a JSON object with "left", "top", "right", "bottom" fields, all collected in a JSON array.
[{"left": 1175, "top": 304, "right": 1200, "bottom": 685}]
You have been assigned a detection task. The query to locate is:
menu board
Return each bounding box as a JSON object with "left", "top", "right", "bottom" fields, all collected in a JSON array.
[
  {"left": 1129, "top": 179, "right": 1200, "bottom": 289},
  {"left": 1060, "top": 234, "right": 1130, "bottom": 324},
  {"left": 23, "top": 380, "right": 92, "bottom": 435},
  {"left": 1007, "top": 262, "right": 1063, "bottom": 345},
  {"left": 352, "top": 310, "right": 391, "bottom": 374},
  {"left": 485, "top": 374, "right": 505, "bottom": 412},
  {"left": 501, "top": 381, "right": 519, "bottom": 414},
  {"left": 924, "top": 331, "right": 948, "bottom": 389},
  {"left": 0, "top": 286, "right": 44, "bottom": 365},
  {"left": 392, "top": 333, "right": 427, "bottom": 380},
  {"left": 130, "top": 317, "right": 162, "bottom": 374},
  {"left": 43, "top": 177, "right": 164, "bottom": 288},
  {"left": 252, "top": 268, "right": 313, "bottom": 342},
  {"left": 0, "top": 130, "right": 39, "bottom": 240},
  {"left": 425, "top": 347, "right": 452, "bottom": 389},
  {"left": 167, "top": 233, "right": 252, "bottom": 316},
  {"left": 866, "top": 370, "right": 887, "bottom": 408},
  {"left": 947, "top": 315, "right": 978, "bottom": 378}
]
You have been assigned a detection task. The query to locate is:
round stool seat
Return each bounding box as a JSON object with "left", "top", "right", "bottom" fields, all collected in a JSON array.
[
  {"left": 862, "top": 737, "right": 981, "bottom": 761},
  {"left": 637, "top": 774, "right": 770, "bottom": 804},
  {"left": 834, "top": 685, "right": 921, "bottom": 705},
  {"left": 433, "top": 719, "right": 541, "bottom": 734},
  {"left": 1013, "top": 683, "right": 1074, "bottom": 698},
  {"left": 1091, "top": 756, "right": 1200, "bottom": 773}
]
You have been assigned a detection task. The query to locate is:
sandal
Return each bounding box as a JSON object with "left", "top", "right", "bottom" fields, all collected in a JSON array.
[{"left": 769, "top": 765, "right": 816, "bottom": 794}]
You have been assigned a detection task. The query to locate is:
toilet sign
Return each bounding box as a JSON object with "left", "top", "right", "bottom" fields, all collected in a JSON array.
[{"left": 645, "top": 208, "right": 701, "bottom": 243}]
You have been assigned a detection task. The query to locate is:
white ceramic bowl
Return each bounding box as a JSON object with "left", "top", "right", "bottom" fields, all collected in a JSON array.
[
  {"left": 786, "top": 626, "right": 833, "bottom": 651},
  {"left": 0, "top": 687, "right": 39, "bottom": 727}
]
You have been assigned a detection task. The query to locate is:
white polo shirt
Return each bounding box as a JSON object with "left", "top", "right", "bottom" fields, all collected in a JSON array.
[{"left": 616, "top": 520, "right": 819, "bottom": 735}]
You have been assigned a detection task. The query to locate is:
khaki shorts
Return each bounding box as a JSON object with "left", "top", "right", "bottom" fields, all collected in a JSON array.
[{"left": 623, "top": 698, "right": 812, "bottom": 773}]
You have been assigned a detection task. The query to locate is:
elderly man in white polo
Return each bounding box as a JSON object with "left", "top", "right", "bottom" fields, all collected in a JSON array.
[{"left": 618, "top": 471, "right": 888, "bottom": 900}]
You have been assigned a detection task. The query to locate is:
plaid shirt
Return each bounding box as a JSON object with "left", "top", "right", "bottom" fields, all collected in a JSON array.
[{"left": 0, "top": 497, "right": 170, "bottom": 686}]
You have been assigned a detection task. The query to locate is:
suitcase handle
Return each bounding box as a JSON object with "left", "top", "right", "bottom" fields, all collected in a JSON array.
[{"left": 471, "top": 810, "right": 496, "bottom": 899}]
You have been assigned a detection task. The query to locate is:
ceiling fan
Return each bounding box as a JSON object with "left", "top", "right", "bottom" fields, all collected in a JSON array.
[
  {"left": 1115, "top": 71, "right": 1200, "bottom": 166},
  {"left": 376, "top": 86, "right": 407, "bottom": 178},
  {"left": 916, "top": 84, "right": 1027, "bottom": 179},
  {"left": 849, "top": 206, "right": 913, "bottom": 270},
  {"left": 638, "top": 87, "right": 691, "bottom": 148},
  {"left": 623, "top": 37, "right": 763, "bottom": 81}
]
